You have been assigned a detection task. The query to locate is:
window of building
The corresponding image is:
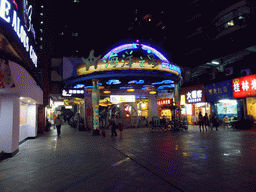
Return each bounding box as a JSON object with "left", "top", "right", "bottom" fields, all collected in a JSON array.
[
  {"left": 225, "top": 20, "right": 234, "bottom": 28},
  {"left": 72, "top": 32, "right": 78, "bottom": 37}
]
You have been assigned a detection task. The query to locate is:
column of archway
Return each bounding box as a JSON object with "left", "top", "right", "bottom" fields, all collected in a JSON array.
[{"left": 92, "top": 79, "right": 100, "bottom": 135}]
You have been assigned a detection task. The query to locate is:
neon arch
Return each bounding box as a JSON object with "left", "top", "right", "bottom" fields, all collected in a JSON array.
[{"left": 103, "top": 43, "right": 169, "bottom": 63}]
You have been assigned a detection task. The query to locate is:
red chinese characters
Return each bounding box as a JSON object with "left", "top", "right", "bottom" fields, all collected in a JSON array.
[
  {"left": 232, "top": 74, "right": 256, "bottom": 98},
  {"left": 157, "top": 99, "right": 173, "bottom": 105}
]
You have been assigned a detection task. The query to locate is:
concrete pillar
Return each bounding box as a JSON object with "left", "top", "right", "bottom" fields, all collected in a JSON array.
[
  {"left": 92, "top": 79, "right": 100, "bottom": 135},
  {"left": 148, "top": 94, "right": 158, "bottom": 122},
  {"left": 0, "top": 94, "right": 20, "bottom": 156}
]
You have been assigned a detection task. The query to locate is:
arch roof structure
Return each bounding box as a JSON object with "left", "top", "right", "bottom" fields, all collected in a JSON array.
[{"left": 63, "top": 42, "right": 183, "bottom": 94}]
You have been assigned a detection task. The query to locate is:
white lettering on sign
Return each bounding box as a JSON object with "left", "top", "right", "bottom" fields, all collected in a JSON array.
[
  {"left": 0, "top": 0, "right": 37, "bottom": 67},
  {"left": 0, "top": 0, "right": 11, "bottom": 22},
  {"left": 187, "top": 90, "right": 203, "bottom": 103}
]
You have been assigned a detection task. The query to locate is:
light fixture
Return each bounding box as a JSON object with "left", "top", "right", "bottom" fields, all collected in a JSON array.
[
  {"left": 149, "top": 91, "right": 157, "bottom": 94},
  {"left": 103, "top": 90, "right": 111, "bottom": 94},
  {"left": 127, "top": 88, "right": 135, "bottom": 92},
  {"left": 211, "top": 61, "right": 220, "bottom": 65},
  {"left": 99, "top": 86, "right": 104, "bottom": 89}
]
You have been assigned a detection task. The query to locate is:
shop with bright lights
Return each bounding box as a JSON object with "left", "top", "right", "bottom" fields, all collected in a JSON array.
[
  {"left": 180, "top": 84, "right": 210, "bottom": 124},
  {"left": 232, "top": 74, "right": 256, "bottom": 123},
  {"left": 204, "top": 80, "right": 242, "bottom": 121}
]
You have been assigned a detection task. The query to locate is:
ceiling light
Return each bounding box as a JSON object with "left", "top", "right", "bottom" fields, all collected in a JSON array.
[
  {"left": 211, "top": 61, "right": 219, "bottom": 65},
  {"left": 103, "top": 90, "right": 111, "bottom": 94},
  {"left": 127, "top": 88, "right": 135, "bottom": 92},
  {"left": 149, "top": 91, "right": 157, "bottom": 94}
]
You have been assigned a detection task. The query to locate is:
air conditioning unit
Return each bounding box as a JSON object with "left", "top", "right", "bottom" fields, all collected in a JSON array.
[
  {"left": 225, "top": 67, "right": 233, "bottom": 76},
  {"left": 240, "top": 69, "right": 250, "bottom": 77}
]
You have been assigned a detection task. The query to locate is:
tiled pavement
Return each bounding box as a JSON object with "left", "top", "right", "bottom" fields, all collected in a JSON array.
[{"left": 1, "top": 124, "right": 256, "bottom": 192}]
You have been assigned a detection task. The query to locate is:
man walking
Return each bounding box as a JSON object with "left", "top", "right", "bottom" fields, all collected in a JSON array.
[{"left": 54, "top": 115, "right": 63, "bottom": 136}]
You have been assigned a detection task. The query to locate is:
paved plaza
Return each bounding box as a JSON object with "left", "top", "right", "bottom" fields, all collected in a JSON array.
[{"left": 1, "top": 124, "right": 256, "bottom": 191}]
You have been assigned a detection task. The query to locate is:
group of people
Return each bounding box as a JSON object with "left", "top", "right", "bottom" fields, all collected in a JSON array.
[{"left": 198, "top": 112, "right": 219, "bottom": 132}]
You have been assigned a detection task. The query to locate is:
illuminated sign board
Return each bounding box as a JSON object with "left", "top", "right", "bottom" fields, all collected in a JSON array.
[
  {"left": 186, "top": 90, "right": 203, "bottom": 103},
  {"left": 62, "top": 89, "right": 84, "bottom": 97},
  {"left": 110, "top": 95, "right": 135, "bottom": 103},
  {"left": 0, "top": 0, "right": 37, "bottom": 66},
  {"left": 157, "top": 99, "right": 173, "bottom": 105},
  {"left": 232, "top": 74, "right": 256, "bottom": 98},
  {"left": 76, "top": 43, "right": 181, "bottom": 76}
]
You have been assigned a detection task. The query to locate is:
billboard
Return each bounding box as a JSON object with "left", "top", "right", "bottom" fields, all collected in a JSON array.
[{"left": 232, "top": 74, "right": 256, "bottom": 98}]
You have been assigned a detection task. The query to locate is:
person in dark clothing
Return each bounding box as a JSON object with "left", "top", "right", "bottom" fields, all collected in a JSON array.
[
  {"left": 204, "top": 113, "right": 209, "bottom": 131},
  {"left": 211, "top": 113, "right": 219, "bottom": 131},
  {"left": 111, "top": 120, "right": 118, "bottom": 136},
  {"left": 198, "top": 112, "right": 204, "bottom": 132}
]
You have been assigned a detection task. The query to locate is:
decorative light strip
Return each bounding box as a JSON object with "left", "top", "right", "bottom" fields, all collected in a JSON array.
[
  {"left": 103, "top": 43, "right": 139, "bottom": 59},
  {"left": 106, "top": 79, "right": 121, "bottom": 85},
  {"left": 128, "top": 80, "right": 144, "bottom": 84},
  {"left": 141, "top": 44, "right": 168, "bottom": 62},
  {"left": 158, "top": 85, "right": 175, "bottom": 89}
]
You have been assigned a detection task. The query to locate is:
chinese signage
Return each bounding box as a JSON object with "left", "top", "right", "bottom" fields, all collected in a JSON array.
[
  {"left": 204, "top": 80, "right": 233, "bottom": 102},
  {"left": 0, "top": 0, "right": 37, "bottom": 67},
  {"left": 62, "top": 89, "right": 84, "bottom": 97},
  {"left": 232, "top": 74, "right": 256, "bottom": 98},
  {"left": 157, "top": 99, "right": 173, "bottom": 105},
  {"left": 110, "top": 95, "right": 135, "bottom": 103},
  {"left": 186, "top": 90, "right": 203, "bottom": 103},
  {"left": 74, "top": 43, "right": 181, "bottom": 76}
]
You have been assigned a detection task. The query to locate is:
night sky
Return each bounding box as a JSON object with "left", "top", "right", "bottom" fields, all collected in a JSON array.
[{"left": 41, "top": 1, "right": 185, "bottom": 64}]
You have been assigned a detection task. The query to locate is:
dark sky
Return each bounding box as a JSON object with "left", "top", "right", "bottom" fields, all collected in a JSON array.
[{"left": 44, "top": 1, "right": 185, "bottom": 63}]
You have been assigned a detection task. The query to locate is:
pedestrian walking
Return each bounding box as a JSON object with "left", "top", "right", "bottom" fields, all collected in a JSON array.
[
  {"left": 54, "top": 115, "right": 64, "bottom": 136},
  {"left": 198, "top": 112, "right": 204, "bottom": 132},
  {"left": 211, "top": 113, "right": 219, "bottom": 131},
  {"left": 204, "top": 113, "right": 209, "bottom": 131},
  {"left": 118, "top": 123, "right": 123, "bottom": 136}
]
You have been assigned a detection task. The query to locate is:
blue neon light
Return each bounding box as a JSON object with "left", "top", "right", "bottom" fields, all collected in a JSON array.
[
  {"left": 152, "top": 80, "right": 174, "bottom": 85},
  {"left": 103, "top": 44, "right": 139, "bottom": 59},
  {"left": 158, "top": 85, "right": 175, "bottom": 89},
  {"left": 162, "top": 63, "right": 181, "bottom": 74},
  {"left": 84, "top": 86, "right": 93, "bottom": 89},
  {"left": 141, "top": 44, "right": 168, "bottom": 62},
  {"left": 120, "top": 86, "right": 133, "bottom": 89},
  {"left": 103, "top": 43, "right": 169, "bottom": 63},
  {"left": 106, "top": 79, "right": 121, "bottom": 85},
  {"left": 128, "top": 80, "right": 144, "bottom": 84},
  {"left": 74, "top": 84, "right": 85, "bottom": 88}
]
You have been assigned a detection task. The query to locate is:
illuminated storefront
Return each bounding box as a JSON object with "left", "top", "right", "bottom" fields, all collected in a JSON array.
[
  {"left": 180, "top": 84, "right": 210, "bottom": 124},
  {"left": 232, "top": 74, "right": 256, "bottom": 122},
  {"left": 204, "top": 80, "right": 241, "bottom": 121},
  {"left": 0, "top": 0, "right": 42, "bottom": 157}
]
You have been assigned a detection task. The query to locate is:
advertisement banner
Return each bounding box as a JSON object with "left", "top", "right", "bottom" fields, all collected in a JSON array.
[{"left": 232, "top": 74, "right": 256, "bottom": 98}]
